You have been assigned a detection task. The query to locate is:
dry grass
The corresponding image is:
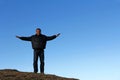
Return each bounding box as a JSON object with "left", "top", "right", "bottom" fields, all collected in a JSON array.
[{"left": 0, "top": 69, "right": 79, "bottom": 80}]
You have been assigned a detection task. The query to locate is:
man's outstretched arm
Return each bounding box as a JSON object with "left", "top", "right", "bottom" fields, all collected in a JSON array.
[
  {"left": 46, "top": 33, "right": 60, "bottom": 41},
  {"left": 16, "top": 36, "right": 32, "bottom": 41}
]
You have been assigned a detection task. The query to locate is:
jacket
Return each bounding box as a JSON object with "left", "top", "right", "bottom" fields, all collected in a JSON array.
[{"left": 19, "top": 34, "right": 57, "bottom": 49}]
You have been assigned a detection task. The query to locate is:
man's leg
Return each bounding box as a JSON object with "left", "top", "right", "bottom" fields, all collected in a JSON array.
[
  {"left": 33, "top": 50, "right": 39, "bottom": 73},
  {"left": 39, "top": 49, "right": 45, "bottom": 73}
]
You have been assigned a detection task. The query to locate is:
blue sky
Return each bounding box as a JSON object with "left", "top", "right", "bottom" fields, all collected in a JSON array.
[{"left": 0, "top": 0, "right": 120, "bottom": 80}]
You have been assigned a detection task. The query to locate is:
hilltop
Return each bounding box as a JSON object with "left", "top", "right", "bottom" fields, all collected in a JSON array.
[{"left": 0, "top": 69, "right": 79, "bottom": 80}]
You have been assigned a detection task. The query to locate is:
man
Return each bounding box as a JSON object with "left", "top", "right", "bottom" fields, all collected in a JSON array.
[{"left": 16, "top": 28, "right": 60, "bottom": 74}]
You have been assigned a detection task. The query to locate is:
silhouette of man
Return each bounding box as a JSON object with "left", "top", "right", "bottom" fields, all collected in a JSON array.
[{"left": 16, "top": 28, "right": 60, "bottom": 73}]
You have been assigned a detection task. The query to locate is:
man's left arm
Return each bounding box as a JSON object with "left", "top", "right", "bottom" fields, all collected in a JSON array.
[{"left": 46, "top": 33, "right": 60, "bottom": 41}]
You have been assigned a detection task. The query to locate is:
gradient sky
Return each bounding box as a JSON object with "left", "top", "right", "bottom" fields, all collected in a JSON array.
[{"left": 0, "top": 0, "right": 120, "bottom": 80}]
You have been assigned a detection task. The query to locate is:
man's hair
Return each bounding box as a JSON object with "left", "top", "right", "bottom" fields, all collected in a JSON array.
[{"left": 36, "top": 28, "right": 41, "bottom": 31}]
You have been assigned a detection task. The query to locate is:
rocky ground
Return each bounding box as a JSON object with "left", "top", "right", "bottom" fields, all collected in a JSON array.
[{"left": 0, "top": 69, "right": 79, "bottom": 80}]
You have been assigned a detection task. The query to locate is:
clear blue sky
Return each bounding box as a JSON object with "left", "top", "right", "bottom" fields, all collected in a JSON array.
[{"left": 0, "top": 0, "right": 120, "bottom": 80}]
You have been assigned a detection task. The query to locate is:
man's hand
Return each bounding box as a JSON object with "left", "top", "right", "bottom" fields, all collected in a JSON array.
[
  {"left": 56, "top": 33, "right": 60, "bottom": 37},
  {"left": 16, "top": 36, "right": 20, "bottom": 38}
]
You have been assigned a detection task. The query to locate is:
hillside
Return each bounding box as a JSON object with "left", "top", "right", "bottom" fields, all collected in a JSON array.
[{"left": 0, "top": 69, "right": 79, "bottom": 80}]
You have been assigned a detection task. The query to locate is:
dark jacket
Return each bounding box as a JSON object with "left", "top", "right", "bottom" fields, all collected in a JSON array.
[{"left": 19, "top": 34, "right": 57, "bottom": 49}]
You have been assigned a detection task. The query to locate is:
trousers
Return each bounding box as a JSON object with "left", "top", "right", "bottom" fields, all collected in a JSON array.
[{"left": 33, "top": 49, "right": 44, "bottom": 73}]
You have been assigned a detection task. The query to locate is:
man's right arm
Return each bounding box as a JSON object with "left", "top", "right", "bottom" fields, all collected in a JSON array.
[{"left": 16, "top": 36, "right": 32, "bottom": 41}]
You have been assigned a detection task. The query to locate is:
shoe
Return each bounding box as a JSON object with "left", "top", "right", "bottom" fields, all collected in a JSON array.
[
  {"left": 41, "top": 72, "right": 44, "bottom": 75},
  {"left": 34, "top": 71, "right": 38, "bottom": 73}
]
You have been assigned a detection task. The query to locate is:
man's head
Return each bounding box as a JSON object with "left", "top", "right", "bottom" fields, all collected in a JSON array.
[{"left": 36, "top": 28, "right": 41, "bottom": 35}]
